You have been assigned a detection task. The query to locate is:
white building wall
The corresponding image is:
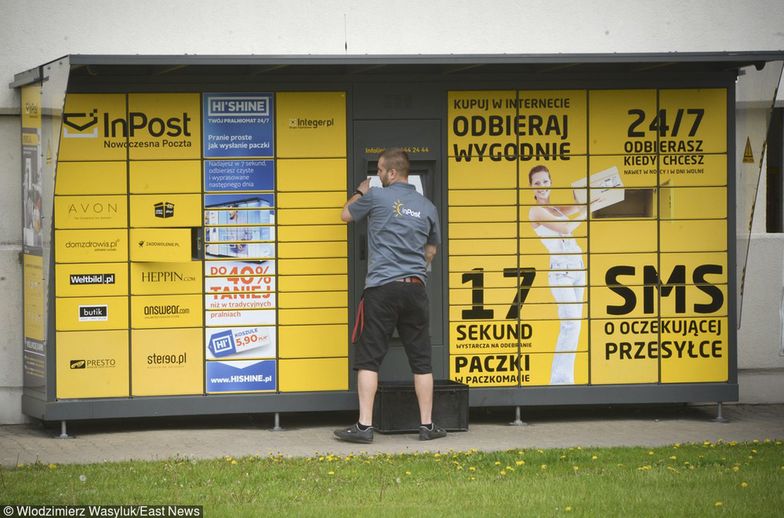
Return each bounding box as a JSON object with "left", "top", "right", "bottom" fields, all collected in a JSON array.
[{"left": 0, "top": 0, "right": 782, "bottom": 422}]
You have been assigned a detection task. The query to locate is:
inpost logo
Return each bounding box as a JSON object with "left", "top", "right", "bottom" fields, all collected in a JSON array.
[
  {"left": 154, "top": 201, "right": 175, "bottom": 219},
  {"left": 62, "top": 107, "right": 193, "bottom": 148},
  {"left": 24, "top": 101, "right": 40, "bottom": 118},
  {"left": 392, "top": 200, "right": 421, "bottom": 219},
  {"left": 287, "top": 117, "right": 334, "bottom": 129}
]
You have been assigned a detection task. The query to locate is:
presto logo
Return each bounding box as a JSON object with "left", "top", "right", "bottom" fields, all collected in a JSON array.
[{"left": 392, "top": 200, "right": 421, "bottom": 219}]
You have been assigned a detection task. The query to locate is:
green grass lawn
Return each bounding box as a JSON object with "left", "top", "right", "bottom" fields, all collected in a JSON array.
[{"left": 3, "top": 440, "right": 782, "bottom": 517}]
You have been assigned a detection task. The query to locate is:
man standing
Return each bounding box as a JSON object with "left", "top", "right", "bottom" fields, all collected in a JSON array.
[{"left": 335, "top": 148, "right": 446, "bottom": 443}]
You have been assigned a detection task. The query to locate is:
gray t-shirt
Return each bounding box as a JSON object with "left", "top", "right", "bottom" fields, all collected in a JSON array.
[{"left": 348, "top": 182, "right": 441, "bottom": 288}]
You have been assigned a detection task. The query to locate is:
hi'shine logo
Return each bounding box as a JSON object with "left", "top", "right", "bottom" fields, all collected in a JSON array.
[
  {"left": 208, "top": 96, "right": 270, "bottom": 117},
  {"left": 287, "top": 117, "right": 334, "bottom": 129},
  {"left": 154, "top": 201, "right": 175, "bottom": 219},
  {"left": 78, "top": 305, "right": 108, "bottom": 321},
  {"left": 62, "top": 109, "right": 192, "bottom": 139},
  {"left": 70, "top": 358, "right": 116, "bottom": 369},
  {"left": 392, "top": 200, "right": 421, "bottom": 219}
]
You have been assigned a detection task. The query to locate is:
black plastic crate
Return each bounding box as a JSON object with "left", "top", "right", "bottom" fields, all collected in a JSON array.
[{"left": 372, "top": 380, "right": 469, "bottom": 433}]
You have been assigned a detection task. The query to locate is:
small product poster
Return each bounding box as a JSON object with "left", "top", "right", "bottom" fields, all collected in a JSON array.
[
  {"left": 203, "top": 93, "right": 274, "bottom": 158},
  {"left": 205, "top": 359, "right": 276, "bottom": 393}
]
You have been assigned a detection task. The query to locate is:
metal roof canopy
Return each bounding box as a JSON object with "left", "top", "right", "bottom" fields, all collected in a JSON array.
[{"left": 11, "top": 52, "right": 784, "bottom": 88}]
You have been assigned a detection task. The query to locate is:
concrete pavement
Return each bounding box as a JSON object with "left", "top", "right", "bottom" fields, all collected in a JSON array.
[{"left": 1, "top": 404, "right": 782, "bottom": 466}]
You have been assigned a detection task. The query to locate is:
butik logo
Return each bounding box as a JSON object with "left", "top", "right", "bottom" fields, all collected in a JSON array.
[
  {"left": 154, "top": 202, "right": 175, "bottom": 219},
  {"left": 78, "top": 305, "right": 108, "bottom": 321},
  {"left": 62, "top": 109, "right": 192, "bottom": 139}
]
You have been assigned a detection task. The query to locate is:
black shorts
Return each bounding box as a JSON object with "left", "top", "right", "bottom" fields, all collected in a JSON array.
[{"left": 353, "top": 282, "right": 432, "bottom": 374}]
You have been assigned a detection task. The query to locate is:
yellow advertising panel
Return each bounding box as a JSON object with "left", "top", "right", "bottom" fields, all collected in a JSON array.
[
  {"left": 525, "top": 352, "right": 588, "bottom": 386},
  {"left": 518, "top": 89, "right": 587, "bottom": 156},
  {"left": 22, "top": 84, "right": 41, "bottom": 130},
  {"left": 450, "top": 189, "right": 517, "bottom": 206},
  {"left": 448, "top": 159, "right": 516, "bottom": 190},
  {"left": 129, "top": 194, "right": 202, "bottom": 227},
  {"left": 590, "top": 220, "right": 657, "bottom": 253},
  {"left": 278, "top": 308, "right": 346, "bottom": 325},
  {"left": 278, "top": 358, "right": 348, "bottom": 391},
  {"left": 659, "top": 253, "right": 727, "bottom": 284},
  {"left": 448, "top": 90, "right": 516, "bottom": 159},
  {"left": 55, "top": 229, "right": 128, "bottom": 263},
  {"left": 450, "top": 238, "right": 517, "bottom": 256},
  {"left": 277, "top": 208, "right": 343, "bottom": 226},
  {"left": 450, "top": 222, "right": 517, "bottom": 240},
  {"left": 129, "top": 228, "right": 193, "bottom": 262},
  {"left": 278, "top": 291, "right": 346, "bottom": 309},
  {"left": 129, "top": 160, "right": 201, "bottom": 193},
  {"left": 659, "top": 154, "right": 727, "bottom": 187},
  {"left": 590, "top": 319, "right": 659, "bottom": 385},
  {"left": 658, "top": 187, "right": 726, "bottom": 219},
  {"left": 590, "top": 253, "right": 658, "bottom": 286},
  {"left": 658, "top": 88, "right": 727, "bottom": 154},
  {"left": 276, "top": 92, "right": 346, "bottom": 158},
  {"left": 278, "top": 325, "right": 347, "bottom": 358},
  {"left": 54, "top": 195, "right": 127, "bottom": 229},
  {"left": 131, "top": 294, "right": 202, "bottom": 329},
  {"left": 449, "top": 302, "right": 584, "bottom": 322},
  {"left": 56, "top": 330, "right": 129, "bottom": 399},
  {"left": 131, "top": 328, "right": 203, "bottom": 396},
  {"left": 55, "top": 162, "right": 127, "bottom": 195},
  {"left": 449, "top": 255, "right": 519, "bottom": 274},
  {"left": 659, "top": 220, "right": 726, "bottom": 252},
  {"left": 587, "top": 154, "right": 657, "bottom": 189},
  {"left": 277, "top": 274, "right": 346, "bottom": 292},
  {"left": 590, "top": 285, "right": 659, "bottom": 319},
  {"left": 660, "top": 317, "right": 728, "bottom": 383},
  {"left": 55, "top": 263, "right": 129, "bottom": 297},
  {"left": 278, "top": 241, "right": 346, "bottom": 259},
  {"left": 130, "top": 261, "right": 202, "bottom": 295},
  {"left": 450, "top": 319, "right": 520, "bottom": 356},
  {"left": 277, "top": 258, "right": 346, "bottom": 276},
  {"left": 450, "top": 353, "right": 520, "bottom": 387},
  {"left": 519, "top": 157, "right": 589, "bottom": 206},
  {"left": 660, "top": 284, "right": 727, "bottom": 318},
  {"left": 526, "top": 318, "right": 588, "bottom": 354},
  {"left": 449, "top": 206, "right": 517, "bottom": 223},
  {"left": 277, "top": 224, "right": 345, "bottom": 242},
  {"left": 589, "top": 89, "right": 657, "bottom": 155},
  {"left": 23, "top": 254, "right": 44, "bottom": 341},
  {"left": 127, "top": 93, "right": 201, "bottom": 160},
  {"left": 277, "top": 191, "right": 345, "bottom": 208},
  {"left": 59, "top": 94, "right": 127, "bottom": 161},
  {"left": 55, "top": 296, "right": 129, "bottom": 331},
  {"left": 276, "top": 158, "right": 346, "bottom": 191}
]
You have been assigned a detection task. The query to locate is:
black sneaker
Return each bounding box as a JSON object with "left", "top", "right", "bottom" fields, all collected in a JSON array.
[
  {"left": 419, "top": 423, "right": 447, "bottom": 441},
  {"left": 334, "top": 423, "right": 374, "bottom": 444}
]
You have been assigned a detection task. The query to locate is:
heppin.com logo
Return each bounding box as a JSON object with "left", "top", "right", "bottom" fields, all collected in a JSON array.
[
  {"left": 392, "top": 200, "right": 421, "bottom": 219},
  {"left": 154, "top": 202, "right": 175, "bottom": 219},
  {"left": 287, "top": 117, "right": 334, "bottom": 129},
  {"left": 62, "top": 109, "right": 192, "bottom": 138},
  {"left": 208, "top": 96, "right": 270, "bottom": 117}
]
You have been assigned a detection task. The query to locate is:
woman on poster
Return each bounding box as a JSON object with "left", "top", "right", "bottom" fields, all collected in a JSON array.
[{"left": 528, "top": 164, "right": 587, "bottom": 384}]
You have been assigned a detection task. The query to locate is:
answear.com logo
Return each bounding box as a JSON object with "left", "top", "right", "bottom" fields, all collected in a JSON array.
[
  {"left": 154, "top": 202, "right": 175, "bottom": 219},
  {"left": 63, "top": 109, "right": 99, "bottom": 138}
]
